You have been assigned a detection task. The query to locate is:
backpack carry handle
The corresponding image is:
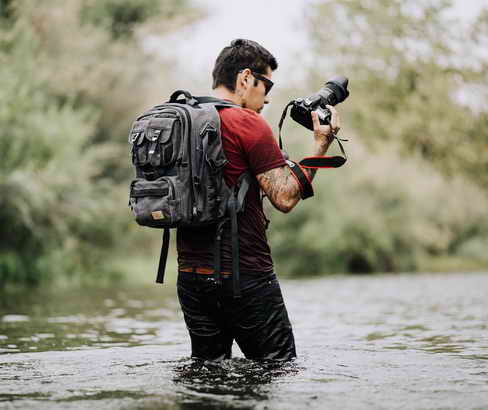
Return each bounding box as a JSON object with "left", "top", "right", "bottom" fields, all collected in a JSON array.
[{"left": 169, "top": 90, "right": 198, "bottom": 106}]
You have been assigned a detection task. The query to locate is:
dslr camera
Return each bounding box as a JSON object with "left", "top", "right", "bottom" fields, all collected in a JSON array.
[
  {"left": 277, "top": 75, "right": 350, "bottom": 174},
  {"left": 290, "top": 75, "right": 349, "bottom": 130}
]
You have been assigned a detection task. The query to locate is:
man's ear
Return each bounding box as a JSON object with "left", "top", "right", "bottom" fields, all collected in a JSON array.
[{"left": 240, "top": 68, "right": 251, "bottom": 89}]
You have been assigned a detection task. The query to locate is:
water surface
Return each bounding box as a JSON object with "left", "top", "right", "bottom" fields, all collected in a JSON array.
[{"left": 1, "top": 272, "right": 487, "bottom": 409}]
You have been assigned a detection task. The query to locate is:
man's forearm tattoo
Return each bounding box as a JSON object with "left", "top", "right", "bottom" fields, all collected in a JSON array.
[{"left": 257, "top": 166, "right": 301, "bottom": 212}]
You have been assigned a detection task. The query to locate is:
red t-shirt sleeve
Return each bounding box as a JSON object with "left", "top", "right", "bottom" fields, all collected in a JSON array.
[{"left": 225, "top": 108, "right": 286, "bottom": 175}]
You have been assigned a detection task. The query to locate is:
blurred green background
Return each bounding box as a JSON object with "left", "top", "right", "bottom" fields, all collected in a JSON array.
[{"left": 1, "top": 0, "right": 487, "bottom": 289}]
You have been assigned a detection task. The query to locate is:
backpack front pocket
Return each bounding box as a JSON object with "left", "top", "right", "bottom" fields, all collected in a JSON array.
[
  {"left": 147, "top": 117, "right": 181, "bottom": 168},
  {"left": 129, "top": 177, "right": 180, "bottom": 228}
]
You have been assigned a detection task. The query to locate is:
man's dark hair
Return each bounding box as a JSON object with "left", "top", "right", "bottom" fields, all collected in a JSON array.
[{"left": 212, "top": 39, "right": 278, "bottom": 91}]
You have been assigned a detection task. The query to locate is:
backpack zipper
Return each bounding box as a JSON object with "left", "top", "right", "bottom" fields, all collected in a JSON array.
[{"left": 169, "top": 105, "right": 198, "bottom": 219}]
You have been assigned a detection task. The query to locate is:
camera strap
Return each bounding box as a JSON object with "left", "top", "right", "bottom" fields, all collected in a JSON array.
[
  {"left": 278, "top": 101, "right": 348, "bottom": 169},
  {"left": 299, "top": 136, "right": 347, "bottom": 168},
  {"left": 286, "top": 160, "right": 314, "bottom": 199},
  {"left": 278, "top": 102, "right": 294, "bottom": 150}
]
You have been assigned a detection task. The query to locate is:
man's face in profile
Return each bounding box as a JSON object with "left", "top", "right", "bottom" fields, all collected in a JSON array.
[{"left": 240, "top": 67, "right": 272, "bottom": 114}]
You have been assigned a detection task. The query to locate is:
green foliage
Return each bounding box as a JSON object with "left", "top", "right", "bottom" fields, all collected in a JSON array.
[
  {"left": 80, "top": 0, "right": 192, "bottom": 39},
  {"left": 0, "top": 0, "right": 13, "bottom": 21},
  {"left": 268, "top": 140, "right": 488, "bottom": 276},
  {"left": 263, "top": 0, "right": 488, "bottom": 276},
  {"left": 306, "top": 0, "right": 488, "bottom": 189},
  {"left": 0, "top": 0, "right": 199, "bottom": 288},
  {"left": 2, "top": 0, "right": 487, "bottom": 286},
  {"left": 81, "top": 0, "right": 162, "bottom": 39},
  {"left": 0, "top": 15, "right": 121, "bottom": 286}
]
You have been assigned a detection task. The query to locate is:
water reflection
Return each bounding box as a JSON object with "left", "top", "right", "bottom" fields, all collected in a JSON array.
[
  {"left": 1, "top": 272, "right": 488, "bottom": 409},
  {"left": 0, "top": 285, "right": 180, "bottom": 354},
  {"left": 173, "top": 358, "right": 298, "bottom": 404}
]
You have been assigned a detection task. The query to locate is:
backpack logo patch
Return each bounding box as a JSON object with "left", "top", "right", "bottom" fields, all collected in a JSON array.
[{"left": 151, "top": 211, "right": 165, "bottom": 220}]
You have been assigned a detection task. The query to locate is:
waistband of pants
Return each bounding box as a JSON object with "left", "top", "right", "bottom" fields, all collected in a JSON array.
[
  {"left": 178, "top": 267, "right": 275, "bottom": 280},
  {"left": 179, "top": 266, "right": 232, "bottom": 276}
]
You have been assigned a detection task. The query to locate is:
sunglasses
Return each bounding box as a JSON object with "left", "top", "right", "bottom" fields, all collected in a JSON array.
[
  {"left": 252, "top": 72, "right": 274, "bottom": 95},
  {"left": 239, "top": 70, "right": 274, "bottom": 95}
]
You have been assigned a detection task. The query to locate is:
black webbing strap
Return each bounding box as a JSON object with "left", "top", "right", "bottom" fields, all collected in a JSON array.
[
  {"left": 286, "top": 160, "right": 314, "bottom": 199},
  {"left": 236, "top": 172, "right": 251, "bottom": 212},
  {"left": 168, "top": 90, "right": 198, "bottom": 106},
  {"left": 213, "top": 220, "right": 226, "bottom": 284},
  {"left": 195, "top": 96, "right": 238, "bottom": 108},
  {"left": 228, "top": 197, "right": 241, "bottom": 298},
  {"left": 195, "top": 96, "right": 223, "bottom": 104},
  {"left": 156, "top": 228, "right": 170, "bottom": 283},
  {"left": 228, "top": 172, "right": 251, "bottom": 298},
  {"left": 278, "top": 101, "right": 294, "bottom": 150}
]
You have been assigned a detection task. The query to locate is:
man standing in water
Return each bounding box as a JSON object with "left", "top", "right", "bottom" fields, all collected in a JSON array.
[{"left": 176, "top": 39, "right": 341, "bottom": 361}]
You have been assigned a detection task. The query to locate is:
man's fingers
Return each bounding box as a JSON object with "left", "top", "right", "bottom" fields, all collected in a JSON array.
[
  {"left": 311, "top": 111, "right": 321, "bottom": 130},
  {"left": 326, "top": 105, "right": 340, "bottom": 132}
]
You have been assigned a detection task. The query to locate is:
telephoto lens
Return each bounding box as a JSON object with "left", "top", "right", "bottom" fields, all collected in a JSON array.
[{"left": 290, "top": 76, "right": 349, "bottom": 130}]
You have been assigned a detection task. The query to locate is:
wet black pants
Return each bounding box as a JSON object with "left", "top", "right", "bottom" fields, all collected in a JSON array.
[{"left": 177, "top": 271, "right": 296, "bottom": 361}]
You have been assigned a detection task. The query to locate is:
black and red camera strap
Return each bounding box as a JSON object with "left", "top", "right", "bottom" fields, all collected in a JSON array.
[
  {"left": 299, "top": 136, "right": 347, "bottom": 168},
  {"left": 285, "top": 159, "right": 314, "bottom": 199},
  {"left": 278, "top": 101, "right": 348, "bottom": 170}
]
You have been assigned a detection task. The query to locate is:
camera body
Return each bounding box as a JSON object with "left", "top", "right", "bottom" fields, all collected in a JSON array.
[{"left": 290, "top": 75, "right": 349, "bottom": 130}]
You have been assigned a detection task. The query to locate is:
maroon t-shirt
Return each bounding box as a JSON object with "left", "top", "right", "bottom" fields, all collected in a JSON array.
[{"left": 176, "top": 107, "right": 286, "bottom": 274}]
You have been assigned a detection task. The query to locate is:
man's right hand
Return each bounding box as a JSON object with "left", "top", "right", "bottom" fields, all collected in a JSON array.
[{"left": 311, "top": 105, "right": 341, "bottom": 154}]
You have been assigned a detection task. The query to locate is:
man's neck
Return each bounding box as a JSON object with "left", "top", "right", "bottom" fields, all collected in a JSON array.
[{"left": 213, "top": 86, "right": 242, "bottom": 107}]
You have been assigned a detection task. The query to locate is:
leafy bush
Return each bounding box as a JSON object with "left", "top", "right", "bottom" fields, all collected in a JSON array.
[
  {"left": 0, "top": 0, "right": 199, "bottom": 287},
  {"left": 268, "top": 141, "right": 488, "bottom": 276}
]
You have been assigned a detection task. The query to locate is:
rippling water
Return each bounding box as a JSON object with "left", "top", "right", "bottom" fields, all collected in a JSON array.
[{"left": 1, "top": 272, "right": 487, "bottom": 409}]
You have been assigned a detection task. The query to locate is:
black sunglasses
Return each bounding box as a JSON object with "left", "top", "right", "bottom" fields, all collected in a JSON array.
[{"left": 239, "top": 70, "right": 274, "bottom": 95}]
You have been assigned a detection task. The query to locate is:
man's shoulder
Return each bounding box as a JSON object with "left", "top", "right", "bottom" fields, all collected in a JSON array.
[
  {"left": 220, "top": 106, "right": 261, "bottom": 119},
  {"left": 219, "top": 107, "right": 270, "bottom": 134}
]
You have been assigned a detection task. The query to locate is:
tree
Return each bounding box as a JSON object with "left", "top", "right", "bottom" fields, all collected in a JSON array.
[
  {"left": 265, "top": 0, "right": 488, "bottom": 275},
  {"left": 0, "top": 0, "right": 200, "bottom": 287},
  {"left": 306, "top": 0, "right": 488, "bottom": 189}
]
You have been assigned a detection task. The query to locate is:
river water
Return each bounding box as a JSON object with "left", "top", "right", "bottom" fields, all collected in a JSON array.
[{"left": 1, "top": 271, "right": 487, "bottom": 409}]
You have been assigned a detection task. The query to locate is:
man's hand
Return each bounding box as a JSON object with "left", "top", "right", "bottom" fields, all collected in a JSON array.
[
  {"left": 257, "top": 105, "right": 342, "bottom": 214},
  {"left": 311, "top": 105, "right": 341, "bottom": 154}
]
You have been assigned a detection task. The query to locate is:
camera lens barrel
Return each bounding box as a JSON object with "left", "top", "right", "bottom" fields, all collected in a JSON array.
[{"left": 316, "top": 76, "right": 349, "bottom": 107}]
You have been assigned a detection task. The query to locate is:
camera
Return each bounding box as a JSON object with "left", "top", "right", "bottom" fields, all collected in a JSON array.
[
  {"left": 290, "top": 75, "right": 349, "bottom": 130},
  {"left": 277, "top": 75, "right": 350, "bottom": 169}
]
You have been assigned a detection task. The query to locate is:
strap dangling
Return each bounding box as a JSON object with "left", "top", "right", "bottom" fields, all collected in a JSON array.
[
  {"left": 156, "top": 229, "right": 170, "bottom": 283},
  {"left": 228, "top": 197, "right": 241, "bottom": 298},
  {"left": 278, "top": 101, "right": 294, "bottom": 150},
  {"left": 213, "top": 220, "right": 226, "bottom": 285},
  {"left": 236, "top": 172, "right": 251, "bottom": 212}
]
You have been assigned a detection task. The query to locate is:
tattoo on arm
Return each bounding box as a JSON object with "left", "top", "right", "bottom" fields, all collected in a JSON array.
[{"left": 256, "top": 166, "right": 301, "bottom": 213}]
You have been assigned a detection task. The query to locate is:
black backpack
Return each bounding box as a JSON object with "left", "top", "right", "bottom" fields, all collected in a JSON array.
[{"left": 128, "top": 90, "right": 250, "bottom": 296}]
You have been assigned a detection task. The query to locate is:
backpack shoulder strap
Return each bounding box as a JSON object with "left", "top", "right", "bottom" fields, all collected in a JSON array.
[{"left": 195, "top": 96, "right": 240, "bottom": 109}]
